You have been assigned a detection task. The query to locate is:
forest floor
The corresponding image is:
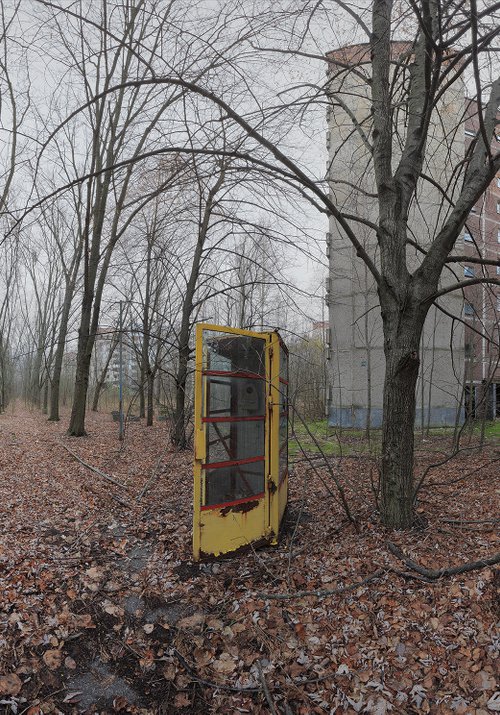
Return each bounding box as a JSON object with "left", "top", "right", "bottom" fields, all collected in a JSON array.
[{"left": 0, "top": 406, "right": 498, "bottom": 715}]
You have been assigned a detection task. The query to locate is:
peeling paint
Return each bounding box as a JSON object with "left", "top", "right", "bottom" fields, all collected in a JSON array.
[{"left": 220, "top": 499, "right": 260, "bottom": 517}]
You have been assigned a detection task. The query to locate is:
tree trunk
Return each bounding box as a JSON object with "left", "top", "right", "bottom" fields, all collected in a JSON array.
[
  {"left": 49, "top": 290, "right": 73, "bottom": 421},
  {"left": 380, "top": 320, "right": 422, "bottom": 529},
  {"left": 92, "top": 372, "right": 107, "bottom": 412},
  {"left": 146, "top": 370, "right": 154, "bottom": 426},
  {"left": 68, "top": 298, "right": 93, "bottom": 436},
  {"left": 49, "top": 354, "right": 64, "bottom": 421},
  {"left": 173, "top": 342, "right": 190, "bottom": 448},
  {"left": 170, "top": 170, "right": 226, "bottom": 448},
  {"left": 69, "top": 350, "right": 92, "bottom": 435},
  {"left": 42, "top": 378, "right": 49, "bottom": 414},
  {"left": 139, "top": 375, "right": 145, "bottom": 418}
]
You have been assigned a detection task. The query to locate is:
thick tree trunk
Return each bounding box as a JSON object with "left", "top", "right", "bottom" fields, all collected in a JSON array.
[
  {"left": 68, "top": 349, "right": 92, "bottom": 436},
  {"left": 68, "top": 299, "right": 93, "bottom": 436},
  {"left": 380, "top": 316, "right": 423, "bottom": 529}
]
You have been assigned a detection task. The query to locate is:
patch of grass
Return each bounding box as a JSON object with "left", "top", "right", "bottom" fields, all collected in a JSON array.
[
  {"left": 473, "top": 420, "right": 500, "bottom": 440},
  {"left": 288, "top": 417, "right": 499, "bottom": 459},
  {"left": 288, "top": 418, "right": 382, "bottom": 458}
]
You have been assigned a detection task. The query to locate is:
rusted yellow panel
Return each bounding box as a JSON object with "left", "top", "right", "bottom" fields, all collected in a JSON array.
[
  {"left": 192, "top": 324, "right": 288, "bottom": 561},
  {"left": 196, "top": 499, "right": 268, "bottom": 558}
]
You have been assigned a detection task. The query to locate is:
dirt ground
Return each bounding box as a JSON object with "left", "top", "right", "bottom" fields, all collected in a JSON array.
[{"left": 0, "top": 406, "right": 498, "bottom": 714}]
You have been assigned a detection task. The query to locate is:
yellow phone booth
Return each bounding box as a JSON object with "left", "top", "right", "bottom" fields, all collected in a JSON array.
[{"left": 192, "top": 324, "right": 288, "bottom": 560}]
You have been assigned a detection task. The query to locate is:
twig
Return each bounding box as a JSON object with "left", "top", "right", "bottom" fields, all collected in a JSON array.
[
  {"left": 111, "top": 493, "right": 130, "bottom": 507},
  {"left": 60, "top": 442, "right": 129, "bottom": 490},
  {"left": 290, "top": 404, "right": 357, "bottom": 527},
  {"left": 426, "top": 457, "right": 500, "bottom": 488},
  {"left": 256, "top": 569, "right": 384, "bottom": 601},
  {"left": 257, "top": 660, "right": 278, "bottom": 715},
  {"left": 369, "top": 464, "right": 380, "bottom": 509},
  {"left": 286, "top": 468, "right": 309, "bottom": 585},
  {"left": 387, "top": 542, "right": 500, "bottom": 580}
]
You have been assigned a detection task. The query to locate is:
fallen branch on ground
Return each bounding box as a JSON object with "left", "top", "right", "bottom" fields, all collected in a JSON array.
[
  {"left": 59, "top": 443, "right": 129, "bottom": 490},
  {"left": 387, "top": 542, "right": 500, "bottom": 580},
  {"left": 255, "top": 569, "right": 384, "bottom": 601}
]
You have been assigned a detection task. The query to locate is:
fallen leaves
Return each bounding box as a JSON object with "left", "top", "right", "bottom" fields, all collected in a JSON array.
[
  {"left": 488, "top": 692, "right": 500, "bottom": 712},
  {"left": 42, "top": 650, "right": 62, "bottom": 670},
  {"left": 0, "top": 673, "right": 22, "bottom": 696},
  {"left": 177, "top": 612, "right": 205, "bottom": 630},
  {"left": 212, "top": 652, "right": 237, "bottom": 674},
  {"left": 0, "top": 408, "right": 498, "bottom": 714}
]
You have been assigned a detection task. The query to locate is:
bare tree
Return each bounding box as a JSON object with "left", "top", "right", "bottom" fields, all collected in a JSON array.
[
  {"left": 36, "top": 0, "right": 187, "bottom": 436},
  {"left": 12, "top": 0, "right": 500, "bottom": 528},
  {"left": 151, "top": 2, "right": 500, "bottom": 527}
]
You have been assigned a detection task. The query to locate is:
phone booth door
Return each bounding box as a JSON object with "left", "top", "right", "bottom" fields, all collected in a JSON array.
[{"left": 193, "top": 325, "right": 272, "bottom": 559}]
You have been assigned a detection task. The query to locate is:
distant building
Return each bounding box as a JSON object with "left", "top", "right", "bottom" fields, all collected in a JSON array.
[
  {"left": 461, "top": 104, "right": 500, "bottom": 419},
  {"left": 93, "top": 326, "right": 139, "bottom": 388},
  {"left": 325, "top": 43, "right": 498, "bottom": 427}
]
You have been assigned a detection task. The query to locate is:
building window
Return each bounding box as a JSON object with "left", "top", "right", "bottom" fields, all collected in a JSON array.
[
  {"left": 496, "top": 264, "right": 500, "bottom": 276},
  {"left": 464, "top": 266, "right": 474, "bottom": 277},
  {"left": 464, "top": 302, "right": 474, "bottom": 316},
  {"left": 497, "top": 202, "right": 500, "bottom": 214},
  {"left": 464, "top": 232, "right": 473, "bottom": 242},
  {"left": 497, "top": 295, "right": 500, "bottom": 312},
  {"left": 498, "top": 229, "right": 500, "bottom": 243},
  {"left": 497, "top": 177, "right": 500, "bottom": 189}
]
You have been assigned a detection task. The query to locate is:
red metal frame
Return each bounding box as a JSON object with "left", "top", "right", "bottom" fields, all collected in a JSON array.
[
  {"left": 202, "top": 415, "right": 265, "bottom": 423},
  {"left": 201, "top": 492, "right": 264, "bottom": 511},
  {"left": 202, "top": 454, "right": 265, "bottom": 470}
]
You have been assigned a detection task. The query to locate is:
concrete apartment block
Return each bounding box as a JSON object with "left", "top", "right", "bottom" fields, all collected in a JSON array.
[{"left": 326, "top": 43, "right": 467, "bottom": 428}]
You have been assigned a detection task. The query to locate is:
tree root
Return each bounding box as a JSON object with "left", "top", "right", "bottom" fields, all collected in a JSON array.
[{"left": 387, "top": 542, "right": 500, "bottom": 580}]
